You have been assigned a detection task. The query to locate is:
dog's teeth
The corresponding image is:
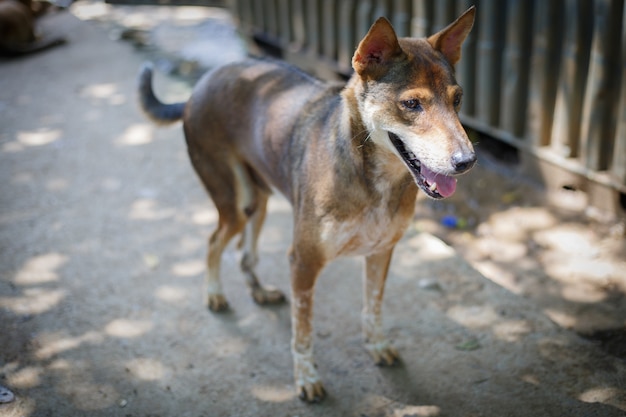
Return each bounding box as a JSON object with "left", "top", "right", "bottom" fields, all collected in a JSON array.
[{"left": 429, "top": 182, "right": 438, "bottom": 192}]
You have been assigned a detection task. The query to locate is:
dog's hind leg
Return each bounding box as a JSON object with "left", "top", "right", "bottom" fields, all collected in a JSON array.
[
  {"left": 239, "top": 188, "right": 286, "bottom": 305},
  {"left": 188, "top": 152, "right": 248, "bottom": 312},
  {"left": 205, "top": 212, "right": 243, "bottom": 311},
  {"left": 362, "top": 248, "right": 400, "bottom": 365}
]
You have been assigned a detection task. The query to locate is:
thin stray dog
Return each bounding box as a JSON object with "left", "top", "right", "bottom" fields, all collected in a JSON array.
[{"left": 139, "top": 7, "right": 476, "bottom": 403}]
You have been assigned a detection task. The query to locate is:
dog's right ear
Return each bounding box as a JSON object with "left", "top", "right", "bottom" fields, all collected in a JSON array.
[{"left": 352, "top": 17, "right": 405, "bottom": 78}]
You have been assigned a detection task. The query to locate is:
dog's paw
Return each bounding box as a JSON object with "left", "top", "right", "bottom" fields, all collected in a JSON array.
[
  {"left": 207, "top": 293, "right": 229, "bottom": 312},
  {"left": 297, "top": 380, "right": 326, "bottom": 403},
  {"left": 294, "top": 353, "right": 326, "bottom": 403},
  {"left": 366, "top": 341, "right": 400, "bottom": 366},
  {"left": 251, "top": 286, "right": 286, "bottom": 305}
]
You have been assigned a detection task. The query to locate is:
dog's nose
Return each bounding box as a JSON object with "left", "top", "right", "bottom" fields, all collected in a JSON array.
[{"left": 452, "top": 151, "right": 476, "bottom": 173}]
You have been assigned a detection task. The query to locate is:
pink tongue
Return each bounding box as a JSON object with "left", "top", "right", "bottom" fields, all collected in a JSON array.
[{"left": 421, "top": 165, "right": 457, "bottom": 197}]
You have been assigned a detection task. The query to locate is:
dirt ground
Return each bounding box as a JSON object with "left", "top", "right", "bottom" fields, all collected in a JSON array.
[{"left": 1, "top": 3, "right": 625, "bottom": 416}]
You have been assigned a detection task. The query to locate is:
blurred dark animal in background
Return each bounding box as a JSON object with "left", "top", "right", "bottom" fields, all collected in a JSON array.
[{"left": 0, "top": 0, "right": 65, "bottom": 56}]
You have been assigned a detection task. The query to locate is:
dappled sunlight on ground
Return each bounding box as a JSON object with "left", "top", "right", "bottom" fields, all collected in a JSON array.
[
  {"left": 129, "top": 198, "right": 176, "bottom": 220},
  {"left": 491, "top": 319, "right": 534, "bottom": 343},
  {"left": 114, "top": 123, "right": 155, "bottom": 146},
  {"left": 579, "top": 387, "right": 625, "bottom": 408},
  {"left": 0, "top": 289, "right": 66, "bottom": 316},
  {"left": 6, "top": 366, "right": 43, "bottom": 391},
  {"left": 105, "top": 319, "right": 153, "bottom": 338},
  {"left": 359, "top": 395, "right": 443, "bottom": 417},
  {"left": 390, "top": 404, "right": 442, "bottom": 417},
  {"left": 35, "top": 331, "right": 103, "bottom": 361},
  {"left": 446, "top": 304, "right": 503, "bottom": 329},
  {"left": 72, "top": 0, "right": 217, "bottom": 28},
  {"left": 124, "top": 357, "right": 166, "bottom": 381},
  {"left": 154, "top": 285, "right": 188, "bottom": 303},
  {"left": 79, "top": 82, "right": 126, "bottom": 106},
  {"left": 415, "top": 150, "right": 626, "bottom": 337},
  {"left": 191, "top": 207, "right": 218, "bottom": 225},
  {"left": 250, "top": 384, "right": 296, "bottom": 403},
  {"left": 2, "top": 129, "right": 63, "bottom": 153},
  {"left": 170, "top": 258, "right": 205, "bottom": 277},
  {"left": 12, "top": 253, "right": 67, "bottom": 286},
  {"left": 390, "top": 222, "right": 626, "bottom": 412}
]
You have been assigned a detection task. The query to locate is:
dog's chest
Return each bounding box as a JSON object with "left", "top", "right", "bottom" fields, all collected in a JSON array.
[{"left": 319, "top": 198, "right": 413, "bottom": 258}]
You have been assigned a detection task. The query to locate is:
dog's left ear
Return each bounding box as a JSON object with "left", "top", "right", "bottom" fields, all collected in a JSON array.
[
  {"left": 427, "top": 6, "right": 476, "bottom": 66},
  {"left": 353, "top": 17, "right": 405, "bottom": 78}
]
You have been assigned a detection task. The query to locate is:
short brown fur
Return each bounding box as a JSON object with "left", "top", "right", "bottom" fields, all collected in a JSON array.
[
  {"left": 138, "top": 6, "right": 476, "bottom": 403},
  {"left": 0, "top": 0, "right": 66, "bottom": 56}
]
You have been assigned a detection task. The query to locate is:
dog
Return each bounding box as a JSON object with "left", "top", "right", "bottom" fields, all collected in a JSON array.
[
  {"left": 0, "top": 0, "right": 65, "bottom": 56},
  {"left": 138, "top": 6, "right": 476, "bottom": 403}
]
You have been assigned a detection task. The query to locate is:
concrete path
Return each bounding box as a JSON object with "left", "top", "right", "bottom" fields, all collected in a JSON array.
[{"left": 1, "top": 5, "right": 624, "bottom": 417}]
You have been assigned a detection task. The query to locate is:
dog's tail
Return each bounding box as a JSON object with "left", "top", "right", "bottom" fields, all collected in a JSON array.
[{"left": 138, "top": 62, "right": 186, "bottom": 125}]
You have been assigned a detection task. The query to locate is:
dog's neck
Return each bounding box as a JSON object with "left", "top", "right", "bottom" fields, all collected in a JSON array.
[{"left": 339, "top": 78, "right": 413, "bottom": 193}]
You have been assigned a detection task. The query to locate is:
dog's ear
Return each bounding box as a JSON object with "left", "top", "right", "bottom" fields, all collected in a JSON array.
[
  {"left": 427, "top": 6, "right": 476, "bottom": 66},
  {"left": 352, "top": 17, "right": 404, "bottom": 78}
]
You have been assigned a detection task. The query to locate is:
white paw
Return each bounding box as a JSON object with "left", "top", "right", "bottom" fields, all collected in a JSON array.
[{"left": 293, "top": 351, "right": 326, "bottom": 402}]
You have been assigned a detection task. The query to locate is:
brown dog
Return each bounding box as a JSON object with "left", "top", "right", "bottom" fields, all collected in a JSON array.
[
  {"left": 0, "top": 0, "right": 65, "bottom": 56},
  {"left": 139, "top": 7, "right": 476, "bottom": 403}
]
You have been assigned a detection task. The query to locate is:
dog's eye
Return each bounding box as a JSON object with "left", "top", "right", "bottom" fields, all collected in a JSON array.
[
  {"left": 402, "top": 99, "right": 422, "bottom": 111},
  {"left": 453, "top": 95, "right": 462, "bottom": 109}
]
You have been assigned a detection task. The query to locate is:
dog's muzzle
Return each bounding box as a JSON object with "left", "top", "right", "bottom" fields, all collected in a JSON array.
[{"left": 388, "top": 132, "right": 473, "bottom": 199}]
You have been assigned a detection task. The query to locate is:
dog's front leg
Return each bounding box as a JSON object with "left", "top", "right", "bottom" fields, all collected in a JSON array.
[
  {"left": 363, "top": 248, "right": 399, "bottom": 366},
  {"left": 289, "top": 245, "right": 326, "bottom": 403}
]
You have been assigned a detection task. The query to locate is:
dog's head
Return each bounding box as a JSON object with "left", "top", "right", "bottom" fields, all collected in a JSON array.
[{"left": 351, "top": 7, "right": 476, "bottom": 199}]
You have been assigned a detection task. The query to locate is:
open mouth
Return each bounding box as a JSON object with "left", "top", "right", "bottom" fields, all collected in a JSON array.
[{"left": 388, "top": 132, "right": 457, "bottom": 199}]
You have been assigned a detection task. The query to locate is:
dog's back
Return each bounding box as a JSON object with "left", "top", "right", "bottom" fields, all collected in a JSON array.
[
  {"left": 191, "top": 59, "right": 344, "bottom": 198},
  {"left": 141, "top": 58, "right": 344, "bottom": 200}
]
